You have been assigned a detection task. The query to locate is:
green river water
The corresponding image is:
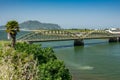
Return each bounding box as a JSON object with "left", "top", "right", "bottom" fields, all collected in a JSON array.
[{"left": 40, "top": 40, "right": 120, "bottom": 80}]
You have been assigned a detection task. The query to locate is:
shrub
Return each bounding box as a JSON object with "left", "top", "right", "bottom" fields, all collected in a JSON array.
[
  {"left": 39, "top": 60, "right": 72, "bottom": 80},
  {"left": 0, "top": 42, "right": 72, "bottom": 80},
  {"left": 0, "top": 45, "right": 39, "bottom": 80},
  {"left": 15, "top": 42, "right": 57, "bottom": 64}
]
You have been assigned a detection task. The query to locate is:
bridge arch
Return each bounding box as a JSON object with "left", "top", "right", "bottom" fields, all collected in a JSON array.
[{"left": 17, "top": 30, "right": 120, "bottom": 46}]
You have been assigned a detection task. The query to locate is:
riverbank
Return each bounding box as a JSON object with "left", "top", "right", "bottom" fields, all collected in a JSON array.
[{"left": 0, "top": 41, "right": 72, "bottom": 80}]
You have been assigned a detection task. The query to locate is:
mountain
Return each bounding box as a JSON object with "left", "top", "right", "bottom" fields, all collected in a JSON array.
[
  {"left": 19, "top": 20, "right": 61, "bottom": 30},
  {"left": 0, "top": 20, "right": 61, "bottom": 30}
]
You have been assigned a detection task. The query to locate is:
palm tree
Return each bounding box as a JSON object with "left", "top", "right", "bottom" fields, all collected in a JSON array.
[{"left": 5, "top": 20, "right": 19, "bottom": 48}]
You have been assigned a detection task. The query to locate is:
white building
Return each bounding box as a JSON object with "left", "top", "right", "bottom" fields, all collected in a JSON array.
[{"left": 107, "top": 28, "right": 120, "bottom": 34}]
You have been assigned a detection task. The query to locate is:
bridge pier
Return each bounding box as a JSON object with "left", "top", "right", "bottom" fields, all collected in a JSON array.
[
  {"left": 109, "top": 37, "right": 119, "bottom": 43},
  {"left": 74, "top": 39, "right": 84, "bottom": 46},
  {"left": 27, "top": 41, "right": 33, "bottom": 44}
]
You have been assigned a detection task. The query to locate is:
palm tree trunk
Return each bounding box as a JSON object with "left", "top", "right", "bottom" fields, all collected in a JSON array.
[{"left": 10, "top": 34, "right": 16, "bottom": 48}]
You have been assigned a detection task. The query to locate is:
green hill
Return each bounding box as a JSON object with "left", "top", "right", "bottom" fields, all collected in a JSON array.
[{"left": 0, "top": 20, "right": 61, "bottom": 30}]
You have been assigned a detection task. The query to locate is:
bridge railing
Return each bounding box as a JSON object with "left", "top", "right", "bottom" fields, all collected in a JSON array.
[{"left": 17, "top": 30, "right": 120, "bottom": 42}]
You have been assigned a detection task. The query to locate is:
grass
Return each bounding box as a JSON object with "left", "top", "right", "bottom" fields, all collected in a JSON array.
[
  {"left": 64, "top": 29, "right": 93, "bottom": 33},
  {"left": 0, "top": 40, "right": 10, "bottom": 45},
  {"left": 0, "top": 41, "right": 39, "bottom": 80}
]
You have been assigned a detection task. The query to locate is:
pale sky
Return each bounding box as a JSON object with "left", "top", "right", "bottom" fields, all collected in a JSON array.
[{"left": 0, "top": 0, "right": 120, "bottom": 29}]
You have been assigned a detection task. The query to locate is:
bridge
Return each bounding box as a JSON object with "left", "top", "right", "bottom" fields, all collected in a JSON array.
[{"left": 17, "top": 30, "right": 120, "bottom": 46}]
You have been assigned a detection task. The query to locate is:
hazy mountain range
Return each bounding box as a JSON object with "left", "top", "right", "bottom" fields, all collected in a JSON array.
[{"left": 0, "top": 20, "right": 61, "bottom": 30}]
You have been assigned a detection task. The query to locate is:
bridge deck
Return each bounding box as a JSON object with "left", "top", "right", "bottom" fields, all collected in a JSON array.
[{"left": 17, "top": 30, "right": 120, "bottom": 42}]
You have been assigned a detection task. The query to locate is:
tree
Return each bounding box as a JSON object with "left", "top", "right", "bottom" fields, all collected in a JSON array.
[
  {"left": 15, "top": 42, "right": 72, "bottom": 80},
  {"left": 39, "top": 60, "right": 72, "bottom": 80},
  {"left": 5, "top": 20, "right": 19, "bottom": 48}
]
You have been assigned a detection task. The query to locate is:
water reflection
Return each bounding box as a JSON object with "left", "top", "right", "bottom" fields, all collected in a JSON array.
[
  {"left": 74, "top": 46, "right": 84, "bottom": 53},
  {"left": 42, "top": 40, "right": 120, "bottom": 80}
]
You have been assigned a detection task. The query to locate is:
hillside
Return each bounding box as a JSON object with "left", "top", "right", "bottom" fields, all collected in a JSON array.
[{"left": 0, "top": 20, "right": 61, "bottom": 30}]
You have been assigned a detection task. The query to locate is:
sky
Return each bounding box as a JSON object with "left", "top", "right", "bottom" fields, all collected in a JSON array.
[{"left": 0, "top": 0, "right": 120, "bottom": 29}]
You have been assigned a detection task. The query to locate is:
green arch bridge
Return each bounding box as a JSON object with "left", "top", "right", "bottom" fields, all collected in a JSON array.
[{"left": 17, "top": 30, "right": 120, "bottom": 46}]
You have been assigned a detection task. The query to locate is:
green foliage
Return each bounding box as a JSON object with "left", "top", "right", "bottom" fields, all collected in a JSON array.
[
  {"left": 15, "top": 42, "right": 72, "bottom": 80},
  {"left": 0, "top": 42, "right": 72, "bottom": 80},
  {"left": 64, "top": 29, "right": 92, "bottom": 33},
  {"left": 39, "top": 60, "right": 72, "bottom": 80},
  {"left": 5, "top": 20, "right": 19, "bottom": 34},
  {"left": 0, "top": 45, "right": 39, "bottom": 80},
  {"left": 15, "top": 42, "right": 57, "bottom": 64},
  {"left": 5, "top": 20, "right": 20, "bottom": 47}
]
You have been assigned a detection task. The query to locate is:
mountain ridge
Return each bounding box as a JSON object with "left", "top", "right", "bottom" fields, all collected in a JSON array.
[{"left": 0, "top": 20, "right": 61, "bottom": 30}]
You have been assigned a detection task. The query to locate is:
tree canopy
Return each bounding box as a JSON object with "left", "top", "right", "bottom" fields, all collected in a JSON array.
[{"left": 5, "top": 20, "right": 19, "bottom": 35}]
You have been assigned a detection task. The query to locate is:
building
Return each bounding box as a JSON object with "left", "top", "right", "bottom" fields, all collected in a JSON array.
[{"left": 107, "top": 28, "right": 120, "bottom": 34}]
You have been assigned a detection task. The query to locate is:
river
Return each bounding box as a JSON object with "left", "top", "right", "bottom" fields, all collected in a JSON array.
[{"left": 39, "top": 40, "right": 120, "bottom": 80}]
